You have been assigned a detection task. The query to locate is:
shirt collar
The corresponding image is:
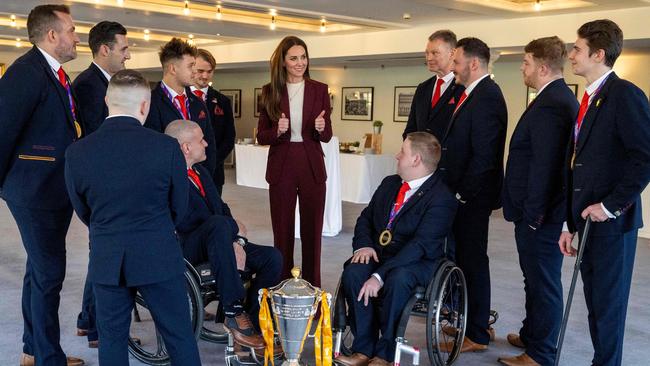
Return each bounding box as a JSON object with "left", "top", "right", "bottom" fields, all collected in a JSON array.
[
  {"left": 92, "top": 61, "right": 112, "bottom": 81},
  {"left": 536, "top": 77, "right": 561, "bottom": 96},
  {"left": 586, "top": 70, "right": 614, "bottom": 96},
  {"left": 438, "top": 71, "right": 455, "bottom": 84},
  {"left": 36, "top": 46, "right": 61, "bottom": 75},
  {"left": 404, "top": 172, "right": 433, "bottom": 192},
  {"left": 464, "top": 73, "right": 490, "bottom": 96},
  {"left": 161, "top": 80, "right": 186, "bottom": 99}
]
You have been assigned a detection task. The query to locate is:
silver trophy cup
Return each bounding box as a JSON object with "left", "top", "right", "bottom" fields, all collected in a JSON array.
[{"left": 261, "top": 267, "right": 326, "bottom": 366}]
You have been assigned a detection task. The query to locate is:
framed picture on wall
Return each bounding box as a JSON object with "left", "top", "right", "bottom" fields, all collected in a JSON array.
[
  {"left": 567, "top": 83, "right": 579, "bottom": 98},
  {"left": 0, "top": 63, "right": 5, "bottom": 78},
  {"left": 254, "top": 88, "right": 263, "bottom": 117},
  {"left": 393, "top": 86, "right": 416, "bottom": 122},
  {"left": 526, "top": 86, "right": 537, "bottom": 107},
  {"left": 341, "top": 87, "right": 373, "bottom": 121},
  {"left": 220, "top": 89, "right": 242, "bottom": 118}
]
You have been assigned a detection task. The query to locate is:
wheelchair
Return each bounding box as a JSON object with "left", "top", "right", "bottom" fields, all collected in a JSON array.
[
  {"left": 332, "top": 258, "right": 468, "bottom": 366},
  {"left": 128, "top": 259, "right": 278, "bottom": 366}
]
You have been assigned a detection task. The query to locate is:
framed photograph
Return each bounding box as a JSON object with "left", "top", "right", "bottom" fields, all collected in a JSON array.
[
  {"left": 0, "top": 63, "right": 5, "bottom": 78},
  {"left": 567, "top": 83, "right": 579, "bottom": 98},
  {"left": 393, "top": 86, "right": 416, "bottom": 122},
  {"left": 526, "top": 86, "right": 537, "bottom": 107},
  {"left": 341, "top": 87, "right": 374, "bottom": 121},
  {"left": 254, "top": 88, "right": 263, "bottom": 117},
  {"left": 220, "top": 89, "right": 241, "bottom": 118}
]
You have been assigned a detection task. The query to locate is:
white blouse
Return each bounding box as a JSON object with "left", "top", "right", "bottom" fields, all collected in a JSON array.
[{"left": 287, "top": 80, "right": 305, "bottom": 142}]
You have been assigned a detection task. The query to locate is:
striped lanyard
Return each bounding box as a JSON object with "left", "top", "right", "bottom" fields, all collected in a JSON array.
[{"left": 161, "top": 82, "right": 191, "bottom": 120}]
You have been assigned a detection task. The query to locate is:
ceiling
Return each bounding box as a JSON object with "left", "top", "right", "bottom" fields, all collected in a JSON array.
[{"left": 1, "top": 0, "right": 650, "bottom": 65}]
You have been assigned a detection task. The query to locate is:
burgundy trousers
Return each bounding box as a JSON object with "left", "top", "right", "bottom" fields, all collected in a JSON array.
[{"left": 268, "top": 142, "right": 325, "bottom": 287}]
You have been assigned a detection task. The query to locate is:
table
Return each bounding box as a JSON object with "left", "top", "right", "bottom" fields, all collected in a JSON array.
[
  {"left": 339, "top": 153, "right": 397, "bottom": 204},
  {"left": 234, "top": 137, "right": 342, "bottom": 237}
]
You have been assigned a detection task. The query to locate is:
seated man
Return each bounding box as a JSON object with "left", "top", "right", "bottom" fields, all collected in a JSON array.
[
  {"left": 335, "top": 132, "right": 457, "bottom": 366},
  {"left": 165, "top": 119, "right": 282, "bottom": 349}
]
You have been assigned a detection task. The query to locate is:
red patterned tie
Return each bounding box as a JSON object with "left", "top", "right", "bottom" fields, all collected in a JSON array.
[
  {"left": 57, "top": 66, "right": 67, "bottom": 88},
  {"left": 454, "top": 91, "right": 468, "bottom": 114},
  {"left": 193, "top": 89, "right": 205, "bottom": 101},
  {"left": 431, "top": 77, "right": 445, "bottom": 108},
  {"left": 575, "top": 91, "right": 590, "bottom": 137},
  {"left": 187, "top": 168, "right": 205, "bottom": 197},
  {"left": 394, "top": 182, "right": 411, "bottom": 213},
  {"left": 174, "top": 95, "right": 189, "bottom": 119}
]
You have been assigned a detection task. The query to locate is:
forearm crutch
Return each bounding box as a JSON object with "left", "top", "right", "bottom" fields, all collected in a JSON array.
[{"left": 554, "top": 218, "right": 592, "bottom": 366}]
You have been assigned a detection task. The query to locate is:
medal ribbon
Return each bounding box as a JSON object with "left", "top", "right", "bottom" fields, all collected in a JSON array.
[
  {"left": 258, "top": 289, "right": 275, "bottom": 366},
  {"left": 314, "top": 293, "right": 333, "bottom": 366},
  {"left": 60, "top": 74, "right": 81, "bottom": 138}
]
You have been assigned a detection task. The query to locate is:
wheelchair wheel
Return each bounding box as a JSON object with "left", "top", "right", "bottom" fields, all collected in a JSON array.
[
  {"left": 128, "top": 264, "right": 204, "bottom": 365},
  {"left": 426, "top": 261, "right": 467, "bottom": 366},
  {"left": 200, "top": 302, "right": 229, "bottom": 343}
]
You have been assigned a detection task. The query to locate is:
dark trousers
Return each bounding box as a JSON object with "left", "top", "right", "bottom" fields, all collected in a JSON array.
[
  {"left": 342, "top": 260, "right": 434, "bottom": 361},
  {"left": 269, "top": 142, "right": 325, "bottom": 286},
  {"left": 93, "top": 275, "right": 201, "bottom": 365},
  {"left": 8, "top": 203, "right": 72, "bottom": 366},
  {"left": 579, "top": 229, "right": 637, "bottom": 366},
  {"left": 181, "top": 215, "right": 282, "bottom": 326},
  {"left": 514, "top": 222, "right": 563, "bottom": 366},
  {"left": 452, "top": 200, "right": 492, "bottom": 345},
  {"left": 77, "top": 257, "right": 98, "bottom": 342}
]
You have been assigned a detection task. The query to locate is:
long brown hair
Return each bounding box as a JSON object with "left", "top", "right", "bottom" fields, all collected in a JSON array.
[{"left": 262, "top": 36, "right": 310, "bottom": 121}]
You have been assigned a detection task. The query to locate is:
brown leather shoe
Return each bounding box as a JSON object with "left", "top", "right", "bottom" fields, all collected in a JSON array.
[
  {"left": 439, "top": 336, "right": 487, "bottom": 353},
  {"left": 506, "top": 333, "right": 526, "bottom": 348},
  {"left": 498, "top": 353, "right": 540, "bottom": 366},
  {"left": 334, "top": 352, "right": 370, "bottom": 366},
  {"left": 368, "top": 356, "right": 392, "bottom": 366},
  {"left": 20, "top": 353, "right": 85, "bottom": 366},
  {"left": 442, "top": 325, "right": 496, "bottom": 341},
  {"left": 88, "top": 340, "right": 99, "bottom": 348},
  {"left": 223, "top": 312, "right": 265, "bottom": 349}
]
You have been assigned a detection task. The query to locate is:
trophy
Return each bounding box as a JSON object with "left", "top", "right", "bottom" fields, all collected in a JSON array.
[{"left": 259, "top": 267, "right": 332, "bottom": 366}]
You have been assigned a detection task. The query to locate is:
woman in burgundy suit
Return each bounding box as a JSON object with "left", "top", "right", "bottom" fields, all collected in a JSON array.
[{"left": 257, "top": 36, "right": 332, "bottom": 286}]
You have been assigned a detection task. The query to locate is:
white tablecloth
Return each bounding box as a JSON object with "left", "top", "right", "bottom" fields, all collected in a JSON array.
[
  {"left": 339, "top": 153, "right": 397, "bottom": 204},
  {"left": 234, "top": 137, "right": 342, "bottom": 237}
]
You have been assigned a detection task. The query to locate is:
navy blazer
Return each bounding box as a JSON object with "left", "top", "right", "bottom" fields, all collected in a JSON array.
[
  {"left": 145, "top": 82, "right": 217, "bottom": 176},
  {"left": 503, "top": 79, "right": 578, "bottom": 229},
  {"left": 176, "top": 164, "right": 238, "bottom": 239},
  {"left": 72, "top": 63, "right": 109, "bottom": 135},
  {"left": 352, "top": 173, "right": 457, "bottom": 279},
  {"left": 257, "top": 78, "right": 333, "bottom": 184},
  {"left": 439, "top": 76, "right": 508, "bottom": 209},
  {"left": 403, "top": 75, "right": 465, "bottom": 142},
  {"left": 206, "top": 87, "right": 236, "bottom": 186},
  {"left": 0, "top": 47, "right": 81, "bottom": 210},
  {"left": 64, "top": 116, "right": 188, "bottom": 286},
  {"left": 565, "top": 73, "right": 650, "bottom": 236}
]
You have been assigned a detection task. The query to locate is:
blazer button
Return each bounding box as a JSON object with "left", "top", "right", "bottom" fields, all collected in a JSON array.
[
  {"left": 439, "top": 167, "right": 446, "bottom": 171},
  {"left": 442, "top": 147, "right": 448, "bottom": 151},
  {"left": 574, "top": 163, "right": 583, "bottom": 167},
  {"left": 574, "top": 188, "right": 582, "bottom": 192}
]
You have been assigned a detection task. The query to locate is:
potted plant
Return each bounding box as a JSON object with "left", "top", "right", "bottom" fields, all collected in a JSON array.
[{"left": 373, "top": 120, "right": 383, "bottom": 135}]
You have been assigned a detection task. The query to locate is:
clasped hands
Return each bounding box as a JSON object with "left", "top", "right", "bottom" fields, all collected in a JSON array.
[
  {"left": 277, "top": 110, "right": 326, "bottom": 136},
  {"left": 352, "top": 247, "right": 382, "bottom": 306},
  {"left": 558, "top": 202, "right": 609, "bottom": 257}
]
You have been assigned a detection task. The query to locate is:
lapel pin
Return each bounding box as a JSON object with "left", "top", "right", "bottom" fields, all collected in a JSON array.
[{"left": 595, "top": 99, "right": 602, "bottom": 107}]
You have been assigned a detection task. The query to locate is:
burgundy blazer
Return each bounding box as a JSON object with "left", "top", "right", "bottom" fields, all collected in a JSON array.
[{"left": 257, "top": 78, "right": 333, "bottom": 184}]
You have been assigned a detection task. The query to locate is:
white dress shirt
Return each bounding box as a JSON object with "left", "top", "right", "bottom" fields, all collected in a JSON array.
[
  {"left": 36, "top": 47, "right": 61, "bottom": 78},
  {"left": 287, "top": 80, "right": 305, "bottom": 142},
  {"left": 190, "top": 85, "right": 209, "bottom": 102},
  {"left": 93, "top": 62, "right": 112, "bottom": 81},
  {"left": 433, "top": 71, "right": 456, "bottom": 101}
]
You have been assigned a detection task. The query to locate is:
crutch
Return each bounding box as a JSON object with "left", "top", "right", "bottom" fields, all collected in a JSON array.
[{"left": 554, "top": 218, "right": 592, "bottom": 366}]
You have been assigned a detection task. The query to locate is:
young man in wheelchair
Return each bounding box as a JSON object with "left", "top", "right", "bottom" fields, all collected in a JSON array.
[
  {"left": 165, "top": 120, "right": 282, "bottom": 350},
  {"left": 335, "top": 132, "right": 458, "bottom": 366}
]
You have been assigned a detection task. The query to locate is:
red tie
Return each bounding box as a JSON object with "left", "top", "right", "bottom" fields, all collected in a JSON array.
[
  {"left": 454, "top": 91, "right": 468, "bottom": 113},
  {"left": 431, "top": 77, "right": 445, "bottom": 108},
  {"left": 393, "top": 182, "right": 411, "bottom": 213},
  {"left": 575, "top": 91, "right": 590, "bottom": 136},
  {"left": 174, "top": 95, "right": 189, "bottom": 119},
  {"left": 187, "top": 168, "right": 205, "bottom": 197},
  {"left": 57, "top": 66, "right": 67, "bottom": 88},
  {"left": 193, "top": 89, "right": 205, "bottom": 101}
]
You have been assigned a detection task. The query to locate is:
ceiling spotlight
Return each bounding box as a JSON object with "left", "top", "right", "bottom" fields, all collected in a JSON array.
[
  {"left": 184, "top": 0, "right": 190, "bottom": 16},
  {"left": 534, "top": 0, "right": 542, "bottom": 11},
  {"left": 270, "top": 15, "right": 276, "bottom": 30},
  {"left": 269, "top": 9, "right": 277, "bottom": 16},
  {"left": 10, "top": 15, "right": 16, "bottom": 27},
  {"left": 216, "top": 5, "right": 222, "bottom": 20},
  {"left": 320, "top": 18, "right": 326, "bottom": 33},
  {"left": 188, "top": 34, "right": 194, "bottom": 45},
  {"left": 116, "top": 0, "right": 124, "bottom": 6},
  {"left": 15, "top": 38, "right": 21, "bottom": 47},
  {"left": 143, "top": 29, "right": 150, "bottom": 41}
]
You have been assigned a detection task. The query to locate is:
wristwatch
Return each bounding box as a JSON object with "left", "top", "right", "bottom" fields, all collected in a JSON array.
[{"left": 235, "top": 237, "right": 247, "bottom": 248}]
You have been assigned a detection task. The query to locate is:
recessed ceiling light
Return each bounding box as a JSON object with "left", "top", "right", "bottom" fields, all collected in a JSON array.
[
  {"left": 402, "top": 13, "right": 411, "bottom": 20},
  {"left": 534, "top": 0, "right": 542, "bottom": 11},
  {"left": 216, "top": 5, "right": 222, "bottom": 20},
  {"left": 184, "top": 0, "right": 190, "bottom": 15},
  {"left": 270, "top": 15, "right": 276, "bottom": 30},
  {"left": 320, "top": 18, "right": 326, "bottom": 33}
]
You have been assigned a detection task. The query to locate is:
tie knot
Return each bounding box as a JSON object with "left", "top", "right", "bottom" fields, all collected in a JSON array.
[
  {"left": 57, "top": 66, "right": 67, "bottom": 87},
  {"left": 436, "top": 78, "right": 445, "bottom": 87},
  {"left": 193, "top": 89, "right": 204, "bottom": 99},
  {"left": 581, "top": 91, "right": 589, "bottom": 103},
  {"left": 399, "top": 182, "right": 410, "bottom": 193},
  {"left": 175, "top": 94, "right": 186, "bottom": 103}
]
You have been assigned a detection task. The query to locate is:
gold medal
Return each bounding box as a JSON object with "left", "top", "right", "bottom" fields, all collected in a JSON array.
[
  {"left": 74, "top": 121, "right": 82, "bottom": 138},
  {"left": 379, "top": 229, "right": 392, "bottom": 246}
]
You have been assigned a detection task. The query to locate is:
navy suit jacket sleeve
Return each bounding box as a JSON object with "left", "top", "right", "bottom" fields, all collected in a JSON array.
[
  {"left": 374, "top": 193, "right": 456, "bottom": 279},
  {"left": 64, "top": 153, "right": 91, "bottom": 226},
  {"left": 352, "top": 185, "right": 382, "bottom": 252},
  {"left": 601, "top": 83, "right": 650, "bottom": 214},
  {"left": 524, "top": 104, "right": 571, "bottom": 226},
  {"left": 216, "top": 96, "right": 236, "bottom": 162},
  {"left": 144, "top": 93, "right": 164, "bottom": 132},
  {"left": 458, "top": 89, "right": 507, "bottom": 200},
  {"left": 170, "top": 144, "right": 189, "bottom": 225},
  {"left": 0, "top": 62, "right": 41, "bottom": 186},
  {"left": 73, "top": 73, "right": 107, "bottom": 134}
]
